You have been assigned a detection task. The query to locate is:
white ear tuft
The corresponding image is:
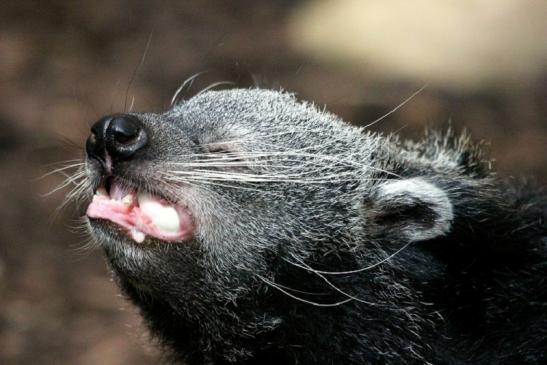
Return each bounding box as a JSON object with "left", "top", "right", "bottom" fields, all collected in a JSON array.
[{"left": 373, "top": 178, "right": 453, "bottom": 242}]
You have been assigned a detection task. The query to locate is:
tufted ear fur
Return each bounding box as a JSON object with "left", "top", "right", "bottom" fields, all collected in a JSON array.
[{"left": 367, "top": 178, "right": 454, "bottom": 243}]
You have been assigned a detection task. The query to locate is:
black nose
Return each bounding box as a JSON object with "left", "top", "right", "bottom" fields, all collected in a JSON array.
[{"left": 86, "top": 114, "right": 148, "bottom": 163}]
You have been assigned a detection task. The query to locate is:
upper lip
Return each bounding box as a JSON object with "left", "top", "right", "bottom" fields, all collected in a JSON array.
[
  {"left": 95, "top": 174, "right": 174, "bottom": 204},
  {"left": 86, "top": 157, "right": 191, "bottom": 213}
]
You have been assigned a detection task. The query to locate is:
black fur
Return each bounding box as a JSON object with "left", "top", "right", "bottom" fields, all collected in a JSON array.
[{"left": 83, "top": 89, "right": 547, "bottom": 364}]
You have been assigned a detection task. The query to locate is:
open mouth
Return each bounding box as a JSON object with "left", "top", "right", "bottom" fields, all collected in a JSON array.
[{"left": 86, "top": 177, "right": 193, "bottom": 243}]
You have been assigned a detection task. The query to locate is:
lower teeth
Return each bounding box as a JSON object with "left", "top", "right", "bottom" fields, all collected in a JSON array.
[{"left": 131, "top": 229, "right": 146, "bottom": 243}]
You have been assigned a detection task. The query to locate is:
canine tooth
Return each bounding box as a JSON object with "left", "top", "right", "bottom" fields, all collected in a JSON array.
[
  {"left": 138, "top": 193, "right": 180, "bottom": 233},
  {"left": 152, "top": 207, "right": 180, "bottom": 233},
  {"left": 138, "top": 192, "right": 154, "bottom": 206},
  {"left": 97, "top": 187, "right": 108, "bottom": 197},
  {"left": 131, "top": 230, "right": 146, "bottom": 243}
]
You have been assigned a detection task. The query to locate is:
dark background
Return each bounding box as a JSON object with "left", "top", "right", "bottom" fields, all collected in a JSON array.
[{"left": 1, "top": 1, "right": 545, "bottom": 364}]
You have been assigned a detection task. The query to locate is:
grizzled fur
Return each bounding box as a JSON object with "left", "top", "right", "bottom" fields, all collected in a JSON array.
[{"left": 84, "top": 89, "right": 547, "bottom": 364}]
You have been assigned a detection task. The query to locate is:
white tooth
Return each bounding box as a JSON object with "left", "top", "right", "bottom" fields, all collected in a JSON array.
[
  {"left": 131, "top": 229, "right": 146, "bottom": 243},
  {"left": 122, "top": 194, "right": 134, "bottom": 206},
  {"left": 138, "top": 193, "right": 180, "bottom": 233},
  {"left": 152, "top": 206, "right": 180, "bottom": 233},
  {"left": 97, "top": 187, "right": 108, "bottom": 197},
  {"left": 138, "top": 192, "right": 153, "bottom": 206}
]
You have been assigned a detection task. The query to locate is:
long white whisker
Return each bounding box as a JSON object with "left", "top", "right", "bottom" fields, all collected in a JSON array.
[
  {"left": 164, "top": 170, "right": 362, "bottom": 184},
  {"left": 195, "top": 81, "right": 235, "bottom": 97},
  {"left": 287, "top": 256, "right": 380, "bottom": 306},
  {"left": 39, "top": 163, "right": 85, "bottom": 179},
  {"left": 43, "top": 171, "right": 86, "bottom": 197},
  {"left": 125, "top": 31, "right": 153, "bottom": 112},
  {"left": 286, "top": 242, "right": 414, "bottom": 276},
  {"left": 45, "top": 159, "right": 84, "bottom": 167},
  {"left": 257, "top": 274, "right": 352, "bottom": 307},
  {"left": 170, "top": 71, "right": 207, "bottom": 107},
  {"left": 168, "top": 149, "right": 399, "bottom": 178},
  {"left": 160, "top": 173, "right": 285, "bottom": 194},
  {"left": 363, "top": 84, "right": 427, "bottom": 129}
]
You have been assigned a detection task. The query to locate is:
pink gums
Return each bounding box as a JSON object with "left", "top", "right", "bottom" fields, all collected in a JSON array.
[{"left": 86, "top": 186, "right": 193, "bottom": 243}]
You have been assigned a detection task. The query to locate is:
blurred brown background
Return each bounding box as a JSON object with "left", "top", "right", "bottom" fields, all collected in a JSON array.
[{"left": 1, "top": 1, "right": 545, "bottom": 364}]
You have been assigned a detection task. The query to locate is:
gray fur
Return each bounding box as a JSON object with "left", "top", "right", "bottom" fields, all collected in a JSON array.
[{"left": 78, "top": 88, "right": 547, "bottom": 364}]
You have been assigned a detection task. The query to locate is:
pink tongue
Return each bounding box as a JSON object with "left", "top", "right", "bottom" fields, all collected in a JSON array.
[{"left": 86, "top": 189, "right": 192, "bottom": 243}]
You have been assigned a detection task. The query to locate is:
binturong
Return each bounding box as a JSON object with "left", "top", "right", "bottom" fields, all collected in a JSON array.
[{"left": 78, "top": 88, "right": 547, "bottom": 364}]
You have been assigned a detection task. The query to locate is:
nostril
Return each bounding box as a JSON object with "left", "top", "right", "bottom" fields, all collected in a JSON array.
[
  {"left": 114, "top": 131, "right": 136, "bottom": 144},
  {"left": 110, "top": 116, "right": 140, "bottom": 144},
  {"left": 105, "top": 114, "right": 148, "bottom": 160},
  {"left": 86, "top": 120, "right": 106, "bottom": 163}
]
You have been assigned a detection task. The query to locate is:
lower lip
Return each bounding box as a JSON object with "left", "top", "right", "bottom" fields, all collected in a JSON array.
[{"left": 89, "top": 217, "right": 193, "bottom": 244}]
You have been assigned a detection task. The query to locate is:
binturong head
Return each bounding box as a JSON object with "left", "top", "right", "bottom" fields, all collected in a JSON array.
[{"left": 82, "top": 88, "right": 471, "bottom": 364}]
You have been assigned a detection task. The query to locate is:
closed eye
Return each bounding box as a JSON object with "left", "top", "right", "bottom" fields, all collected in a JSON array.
[{"left": 200, "top": 143, "right": 249, "bottom": 170}]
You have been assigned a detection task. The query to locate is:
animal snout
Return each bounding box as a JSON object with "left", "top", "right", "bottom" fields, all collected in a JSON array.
[{"left": 86, "top": 114, "right": 148, "bottom": 163}]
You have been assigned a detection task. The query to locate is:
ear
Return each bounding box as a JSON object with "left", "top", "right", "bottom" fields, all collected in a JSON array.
[{"left": 368, "top": 178, "right": 454, "bottom": 242}]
